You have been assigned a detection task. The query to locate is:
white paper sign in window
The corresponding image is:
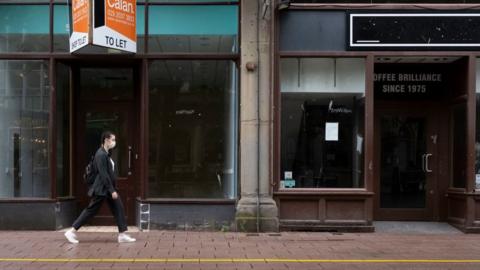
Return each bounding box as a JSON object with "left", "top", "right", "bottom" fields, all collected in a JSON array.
[{"left": 325, "top": 122, "right": 339, "bottom": 141}]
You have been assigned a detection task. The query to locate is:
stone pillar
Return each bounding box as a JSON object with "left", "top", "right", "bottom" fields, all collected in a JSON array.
[{"left": 235, "top": 0, "right": 278, "bottom": 232}]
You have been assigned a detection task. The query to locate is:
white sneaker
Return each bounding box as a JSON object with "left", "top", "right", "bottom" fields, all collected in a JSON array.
[
  {"left": 118, "top": 233, "right": 136, "bottom": 243},
  {"left": 64, "top": 229, "right": 79, "bottom": 244}
]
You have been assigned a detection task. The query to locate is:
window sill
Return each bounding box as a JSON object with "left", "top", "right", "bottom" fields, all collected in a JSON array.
[
  {"left": 274, "top": 188, "right": 373, "bottom": 196},
  {"left": 56, "top": 196, "right": 76, "bottom": 201},
  {"left": 446, "top": 189, "right": 480, "bottom": 196},
  {"left": 137, "top": 198, "right": 237, "bottom": 204},
  {"left": 0, "top": 198, "right": 56, "bottom": 203},
  {"left": 447, "top": 188, "right": 466, "bottom": 194}
]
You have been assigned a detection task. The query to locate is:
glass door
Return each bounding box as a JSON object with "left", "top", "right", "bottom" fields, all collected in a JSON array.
[
  {"left": 376, "top": 109, "right": 437, "bottom": 220},
  {"left": 79, "top": 105, "right": 137, "bottom": 225},
  {"left": 74, "top": 66, "right": 138, "bottom": 225}
]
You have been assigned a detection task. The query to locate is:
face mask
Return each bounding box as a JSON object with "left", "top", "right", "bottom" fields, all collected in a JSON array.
[{"left": 110, "top": 141, "right": 116, "bottom": 149}]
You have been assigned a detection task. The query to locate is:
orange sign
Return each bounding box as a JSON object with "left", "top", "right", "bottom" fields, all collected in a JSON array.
[
  {"left": 70, "top": 0, "right": 90, "bottom": 52},
  {"left": 93, "top": 0, "right": 137, "bottom": 53},
  {"left": 70, "top": 0, "right": 137, "bottom": 53},
  {"left": 106, "top": 0, "right": 136, "bottom": 42},
  {"left": 72, "top": 0, "right": 89, "bottom": 33}
]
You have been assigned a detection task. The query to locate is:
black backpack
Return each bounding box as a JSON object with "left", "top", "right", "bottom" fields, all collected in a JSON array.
[{"left": 83, "top": 155, "right": 97, "bottom": 186}]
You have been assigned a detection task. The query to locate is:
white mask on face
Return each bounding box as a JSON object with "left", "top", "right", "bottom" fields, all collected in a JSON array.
[{"left": 110, "top": 141, "right": 116, "bottom": 149}]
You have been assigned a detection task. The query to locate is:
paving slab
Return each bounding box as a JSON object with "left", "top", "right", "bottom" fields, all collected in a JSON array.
[{"left": 0, "top": 227, "right": 478, "bottom": 270}]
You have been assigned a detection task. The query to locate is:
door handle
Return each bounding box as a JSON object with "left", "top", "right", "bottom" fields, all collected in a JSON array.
[
  {"left": 421, "top": 154, "right": 426, "bottom": 172},
  {"left": 128, "top": 146, "right": 132, "bottom": 176},
  {"left": 425, "top": 153, "right": 432, "bottom": 173}
]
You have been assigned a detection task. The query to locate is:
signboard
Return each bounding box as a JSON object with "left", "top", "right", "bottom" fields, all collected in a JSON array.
[
  {"left": 375, "top": 64, "right": 448, "bottom": 100},
  {"left": 349, "top": 13, "right": 480, "bottom": 50},
  {"left": 280, "top": 171, "right": 295, "bottom": 189},
  {"left": 325, "top": 122, "right": 339, "bottom": 141},
  {"left": 69, "top": 0, "right": 136, "bottom": 53},
  {"left": 93, "top": 0, "right": 137, "bottom": 53},
  {"left": 70, "top": 0, "right": 90, "bottom": 52},
  {"left": 280, "top": 179, "right": 296, "bottom": 189}
]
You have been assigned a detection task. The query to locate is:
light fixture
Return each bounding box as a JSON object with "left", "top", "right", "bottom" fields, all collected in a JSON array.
[{"left": 277, "top": 0, "right": 290, "bottom": 10}]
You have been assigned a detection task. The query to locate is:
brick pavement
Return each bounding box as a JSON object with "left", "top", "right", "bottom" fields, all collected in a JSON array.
[{"left": 0, "top": 230, "right": 479, "bottom": 270}]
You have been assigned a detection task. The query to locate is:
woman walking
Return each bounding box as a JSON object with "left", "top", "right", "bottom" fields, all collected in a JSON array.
[{"left": 64, "top": 131, "right": 136, "bottom": 243}]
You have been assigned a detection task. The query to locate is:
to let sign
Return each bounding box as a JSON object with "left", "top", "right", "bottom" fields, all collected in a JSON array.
[
  {"left": 70, "top": 0, "right": 90, "bottom": 52},
  {"left": 69, "top": 0, "right": 137, "bottom": 53},
  {"left": 93, "top": 0, "right": 137, "bottom": 53}
]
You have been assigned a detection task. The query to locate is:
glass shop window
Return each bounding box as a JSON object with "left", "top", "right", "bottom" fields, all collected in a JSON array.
[
  {"left": 148, "top": 60, "right": 238, "bottom": 198},
  {"left": 0, "top": 5, "right": 50, "bottom": 52},
  {"left": 280, "top": 58, "right": 365, "bottom": 189},
  {"left": 148, "top": 5, "right": 238, "bottom": 53},
  {"left": 0, "top": 60, "right": 51, "bottom": 198},
  {"left": 475, "top": 58, "right": 480, "bottom": 189}
]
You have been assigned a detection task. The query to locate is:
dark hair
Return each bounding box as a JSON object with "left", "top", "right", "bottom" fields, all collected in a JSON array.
[{"left": 101, "top": 131, "right": 115, "bottom": 146}]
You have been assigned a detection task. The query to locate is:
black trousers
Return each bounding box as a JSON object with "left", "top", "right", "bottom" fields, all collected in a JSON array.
[{"left": 72, "top": 195, "right": 128, "bottom": 233}]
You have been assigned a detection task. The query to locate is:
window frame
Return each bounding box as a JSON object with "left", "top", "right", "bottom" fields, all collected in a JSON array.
[
  {"left": 0, "top": 0, "right": 240, "bottom": 201},
  {"left": 0, "top": 59, "right": 52, "bottom": 199},
  {"left": 145, "top": 59, "right": 239, "bottom": 199},
  {"left": 277, "top": 56, "right": 367, "bottom": 191}
]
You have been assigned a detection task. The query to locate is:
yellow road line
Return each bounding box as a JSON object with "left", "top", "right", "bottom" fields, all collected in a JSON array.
[{"left": 0, "top": 258, "right": 479, "bottom": 264}]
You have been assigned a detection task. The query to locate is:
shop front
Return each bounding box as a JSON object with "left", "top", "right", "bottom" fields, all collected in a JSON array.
[
  {"left": 373, "top": 58, "right": 469, "bottom": 222},
  {"left": 3, "top": 0, "right": 480, "bottom": 233},
  {"left": 274, "top": 4, "right": 480, "bottom": 232},
  {"left": 0, "top": 0, "right": 239, "bottom": 230}
]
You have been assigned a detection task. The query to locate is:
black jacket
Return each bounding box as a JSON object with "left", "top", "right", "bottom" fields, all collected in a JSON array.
[{"left": 88, "top": 147, "right": 117, "bottom": 197}]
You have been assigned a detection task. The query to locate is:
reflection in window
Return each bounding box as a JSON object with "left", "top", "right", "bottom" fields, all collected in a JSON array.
[
  {"left": 477, "top": 98, "right": 480, "bottom": 187},
  {"left": 148, "top": 60, "right": 237, "bottom": 198},
  {"left": 137, "top": 5, "right": 146, "bottom": 53},
  {"left": 452, "top": 103, "right": 467, "bottom": 188},
  {"left": 0, "top": 5, "right": 50, "bottom": 52},
  {"left": 148, "top": 5, "right": 238, "bottom": 53},
  {"left": 476, "top": 62, "right": 480, "bottom": 189},
  {"left": 56, "top": 63, "right": 70, "bottom": 197},
  {"left": 280, "top": 58, "right": 365, "bottom": 189},
  {"left": 53, "top": 5, "right": 69, "bottom": 52},
  {"left": 80, "top": 68, "right": 134, "bottom": 100},
  {"left": 380, "top": 116, "right": 426, "bottom": 208},
  {"left": 0, "top": 60, "right": 50, "bottom": 198},
  {"left": 475, "top": 95, "right": 480, "bottom": 188},
  {"left": 149, "top": 0, "right": 238, "bottom": 2},
  {"left": 281, "top": 94, "right": 365, "bottom": 188}
]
